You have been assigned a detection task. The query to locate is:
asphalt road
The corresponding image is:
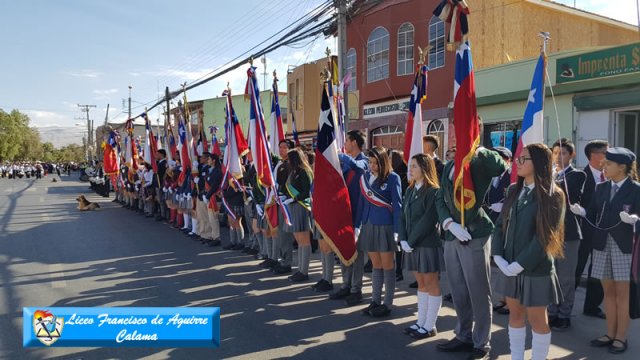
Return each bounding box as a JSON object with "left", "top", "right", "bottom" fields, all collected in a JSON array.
[{"left": 0, "top": 174, "right": 636, "bottom": 359}]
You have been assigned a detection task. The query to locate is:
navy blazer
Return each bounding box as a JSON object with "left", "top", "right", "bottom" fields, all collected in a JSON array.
[
  {"left": 586, "top": 178, "right": 640, "bottom": 254},
  {"left": 556, "top": 166, "right": 586, "bottom": 241},
  {"left": 339, "top": 152, "right": 369, "bottom": 224},
  {"left": 485, "top": 169, "right": 511, "bottom": 223},
  {"left": 355, "top": 171, "right": 402, "bottom": 233}
]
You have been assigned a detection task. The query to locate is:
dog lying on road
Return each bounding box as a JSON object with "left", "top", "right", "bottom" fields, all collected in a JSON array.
[{"left": 76, "top": 195, "right": 100, "bottom": 211}]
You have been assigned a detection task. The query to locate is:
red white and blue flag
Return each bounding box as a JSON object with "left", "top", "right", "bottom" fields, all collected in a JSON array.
[
  {"left": 209, "top": 126, "right": 222, "bottom": 157},
  {"left": 453, "top": 41, "right": 480, "bottom": 219},
  {"left": 177, "top": 110, "right": 192, "bottom": 178},
  {"left": 269, "top": 81, "right": 285, "bottom": 155},
  {"left": 403, "top": 65, "right": 428, "bottom": 164},
  {"left": 511, "top": 53, "right": 546, "bottom": 183},
  {"left": 312, "top": 81, "right": 356, "bottom": 266},
  {"left": 142, "top": 113, "right": 158, "bottom": 172},
  {"left": 246, "top": 66, "right": 275, "bottom": 188},
  {"left": 222, "top": 89, "right": 248, "bottom": 179}
]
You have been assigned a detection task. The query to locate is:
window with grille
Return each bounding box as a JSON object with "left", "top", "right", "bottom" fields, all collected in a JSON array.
[
  {"left": 367, "top": 27, "right": 390, "bottom": 83},
  {"left": 397, "top": 23, "right": 414, "bottom": 76},
  {"left": 428, "top": 16, "right": 445, "bottom": 70},
  {"left": 347, "top": 48, "right": 357, "bottom": 91}
]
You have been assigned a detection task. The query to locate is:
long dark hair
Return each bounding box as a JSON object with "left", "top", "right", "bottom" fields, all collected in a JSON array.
[
  {"left": 626, "top": 161, "right": 638, "bottom": 181},
  {"left": 502, "top": 143, "right": 565, "bottom": 258},
  {"left": 367, "top": 146, "right": 391, "bottom": 184}
]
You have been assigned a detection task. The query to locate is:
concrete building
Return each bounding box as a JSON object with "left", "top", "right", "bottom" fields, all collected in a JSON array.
[
  {"left": 476, "top": 41, "right": 640, "bottom": 167},
  {"left": 341, "top": 0, "right": 638, "bottom": 157}
]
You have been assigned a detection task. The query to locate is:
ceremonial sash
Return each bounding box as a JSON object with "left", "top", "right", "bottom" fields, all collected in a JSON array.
[
  {"left": 285, "top": 181, "right": 311, "bottom": 212},
  {"left": 359, "top": 175, "right": 392, "bottom": 210}
]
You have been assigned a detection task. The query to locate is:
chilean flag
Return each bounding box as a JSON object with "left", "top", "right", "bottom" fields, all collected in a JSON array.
[
  {"left": 142, "top": 113, "right": 158, "bottom": 172},
  {"left": 177, "top": 112, "right": 191, "bottom": 176},
  {"left": 403, "top": 65, "right": 428, "bottom": 164},
  {"left": 269, "top": 81, "right": 285, "bottom": 155},
  {"left": 290, "top": 110, "right": 300, "bottom": 146},
  {"left": 511, "top": 53, "right": 546, "bottom": 183},
  {"left": 453, "top": 41, "right": 480, "bottom": 214},
  {"left": 312, "top": 81, "right": 356, "bottom": 266},
  {"left": 209, "top": 126, "right": 222, "bottom": 157},
  {"left": 246, "top": 66, "right": 275, "bottom": 188},
  {"left": 223, "top": 89, "right": 248, "bottom": 179}
]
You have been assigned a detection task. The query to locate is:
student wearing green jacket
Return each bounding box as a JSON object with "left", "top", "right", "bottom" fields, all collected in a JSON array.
[
  {"left": 435, "top": 147, "right": 507, "bottom": 359},
  {"left": 283, "top": 148, "right": 314, "bottom": 283},
  {"left": 492, "top": 143, "right": 565, "bottom": 360},
  {"left": 399, "top": 154, "right": 444, "bottom": 339}
]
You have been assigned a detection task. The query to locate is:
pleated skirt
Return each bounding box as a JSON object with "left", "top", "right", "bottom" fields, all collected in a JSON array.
[
  {"left": 404, "top": 246, "right": 445, "bottom": 273},
  {"left": 359, "top": 223, "right": 396, "bottom": 252}
]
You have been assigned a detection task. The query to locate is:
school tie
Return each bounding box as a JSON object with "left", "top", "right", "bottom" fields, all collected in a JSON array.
[
  {"left": 610, "top": 183, "right": 619, "bottom": 202},
  {"left": 599, "top": 172, "right": 605, "bottom": 183},
  {"left": 517, "top": 187, "right": 530, "bottom": 209}
]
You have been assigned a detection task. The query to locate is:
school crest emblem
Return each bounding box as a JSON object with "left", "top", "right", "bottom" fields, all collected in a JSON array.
[{"left": 33, "top": 310, "right": 64, "bottom": 346}]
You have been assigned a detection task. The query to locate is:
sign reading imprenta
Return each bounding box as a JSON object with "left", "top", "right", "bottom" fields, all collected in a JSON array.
[{"left": 556, "top": 43, "right": 640, "bottom": 84}]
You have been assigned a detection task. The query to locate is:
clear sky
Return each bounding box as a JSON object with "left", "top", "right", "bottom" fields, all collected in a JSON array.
[{"left": 0, "top": 0, "right": 637, "bottom": 141}]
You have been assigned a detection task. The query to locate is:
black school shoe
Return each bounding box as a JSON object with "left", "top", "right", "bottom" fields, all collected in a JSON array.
[
  {"left": 370, "top": 304, "right": 391, "bottom": 317},
  {"left": 609, "top": 339, "right": 628, "bottom": 354},
  {"left": 344, "top": 291, "right": 363, "bottom": 306},
  {"left": 409, "top": 327, "right": 437, "bottom": 339},
  {"left": 361, "top": 302, "right": 380, "bottom": 316},
  {"left": 272, "top": 264, "right": 292, "bottom": 274},
  {"left": 329, "top": 287, "right": 351, "bottom": 300},
  {"left": 590, "top": 335, "right": 614, "bottom": 347},
  {"left": 315, "top": 280, "right": 333, "bottom": 292},
  {"left": 288, "top": 271, "right": 309, "bottom": 282},
  {"left": 467, "top": 348, "right": 490, "bottom": 360},
  {"left": 552, "top": 317, "right": 570, "bottom": 331},
  {"left": 437, "top": 338, "right": 474, "bottom": 352}
]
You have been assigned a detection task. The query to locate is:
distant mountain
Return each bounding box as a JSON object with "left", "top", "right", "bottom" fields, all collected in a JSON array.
[{"left": 36, "top": 125, "right": 87, "bottom": 148}]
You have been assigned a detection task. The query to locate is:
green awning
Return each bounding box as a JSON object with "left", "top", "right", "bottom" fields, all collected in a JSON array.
[{"left": 574, "top": 87, "right": 640, "bottom": 111}]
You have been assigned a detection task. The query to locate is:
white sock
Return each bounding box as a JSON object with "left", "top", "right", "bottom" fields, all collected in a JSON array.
[
  {"left": 416, "top": 291, "right": 428, "bottom": 328},
  {"left": 191, "top": 218, "right": 198, "bottom": 234},
  {"left": 424, "top": 295, "right": 442, "bottom": 331},
  {"left": 183, "top": 214, "right": 190, "bottom": 229},
  {"left": 508, "top": 326, "right": 526, "bottom": 360},
  {"left": 531, "top": 331, "right": 551, "bottom": 360}
]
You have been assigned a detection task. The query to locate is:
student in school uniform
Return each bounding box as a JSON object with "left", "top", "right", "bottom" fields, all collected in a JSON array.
[
  {"left": 283, "top": 148, "right": 314, "bottom": 283},
  {"left": 203, "top": 154, "right": 223, "bottom": 247},
  {"left": 549, "top": 138, "right": 587, "bottom": 331},
  {"left": 571, "top": 147, "right": 640, "bottom": 354},
  {"left": 222, "top": 175, "right": 246, "bottom": 251},
  {"left": 272, "top": 139, "right": 296, "bottom": 275},
  {"left": 576, "top": 140, "right": 608, "bottom": 319},
  {"left": 356, "top": 146, "right": 402, "bottom": 318},
  {"left": 400, "top": 154, "right": 444, "bottom": 339},
  {"left": 388, "top": 149, "right": 408, "bottom": 282},
  {"left": 331, "top": 130, "right": 369, "bottom": 306},
  {"left": 435, "top": 145, "right": 507, "bottom": 360},
  {"left": 492, "top": 143, "right": 566, "bottom": 360}
]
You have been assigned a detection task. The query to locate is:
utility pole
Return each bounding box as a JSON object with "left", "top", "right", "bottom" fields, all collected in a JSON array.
[
  {"left": 128, "top": 86, "right": 132, "bottom": 120},
  {"left": 336, "top": 0, "right": 349, "bottom": 121},
  {"left": 77, "top": 104, "right": 96, "bottom": 163},
  {"left": 260, "top": 55, "right": 268, "bottom": 91}
]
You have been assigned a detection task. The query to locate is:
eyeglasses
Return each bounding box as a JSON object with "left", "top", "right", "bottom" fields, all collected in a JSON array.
[{"left": 517, "top": 156, "right": 532, "bottom": 165}]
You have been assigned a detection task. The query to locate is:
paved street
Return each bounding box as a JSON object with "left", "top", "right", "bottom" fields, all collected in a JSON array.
[{"left": 0, "top": 175, "right": 637, "bottom": 359}]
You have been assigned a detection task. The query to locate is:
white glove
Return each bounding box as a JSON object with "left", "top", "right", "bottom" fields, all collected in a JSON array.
[
  {"left": 279, "top": 195, "right": 287, "bottom": 202},
  {"left": 256, "top": 205, "right": 263, "bottom": 214},
  {"left": 202, "top": 195, "right": 208, "bottom": 202},
  {"left": 194, "top": 176, "right": 199, "bottom": 183},
  {"left": 620, "top": 211, "right": 639, "bottom": 225},
  {"left": 394, "top": 233, "right": 398, "bottom": 243},
  {"left": 570, "top": 203, "right": 586, "bottom": 217},
  {"left": 507, "top": 262, "right": 524, "bottom": 276},
  {"left": 186, "top": 194, "right": 192, "bottom": 200},
  {"left": 168, "top": 188, "right": 173, "bottom": 194},
  {"left": 447, "top": 222, "right": 472, "bottom": 242},
  {"left": 489, "top": 203, "right": 503, "bottom": 213},
  {"left": 283, "top": 198, "right": 294, "bottom": 205},
  {"left": 494, "top": 255, "right": 516, "bottom": 277},
  {"left": 162, "top": 187, "right": 168, "bottom": 193},
  {"left": 400, "top": 240, "right": 413, "bottom": 253},
  {"left": 355, "top": 228, "right": 361, "bottom": 240}
]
